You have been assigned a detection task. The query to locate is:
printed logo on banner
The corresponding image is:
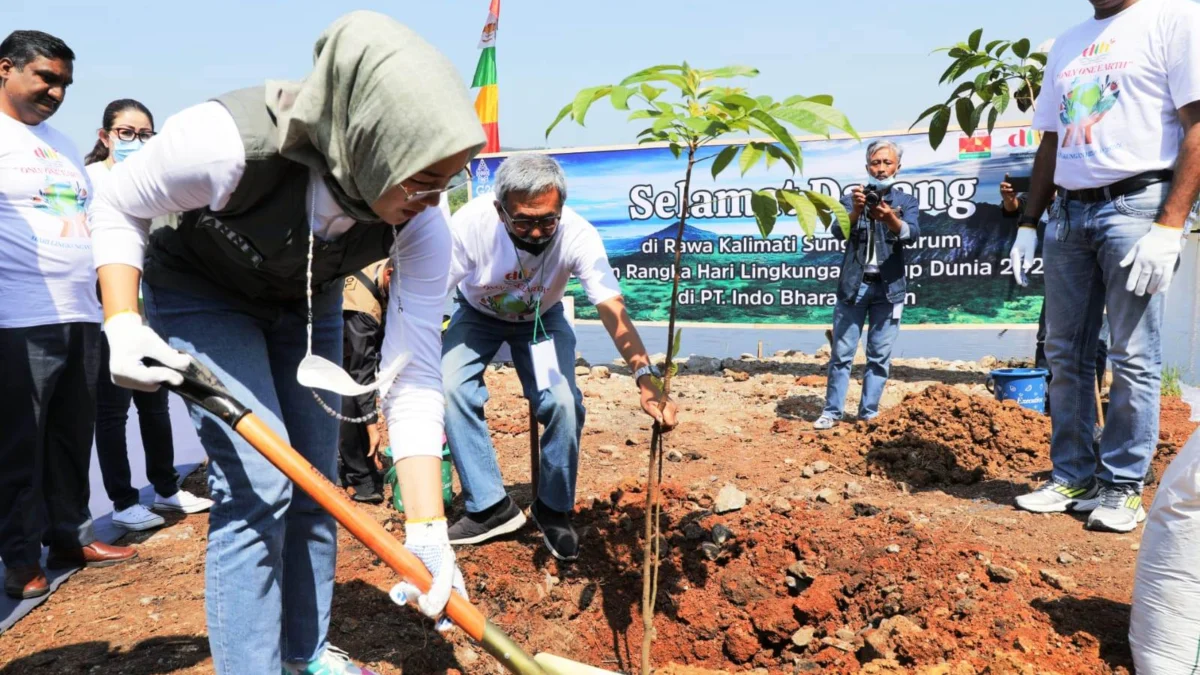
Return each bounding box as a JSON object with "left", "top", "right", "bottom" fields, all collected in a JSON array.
[
  {"left": 474, "top": 159, "right": 493, "bottom": 196},
  {"left": 1007, "top": 128, "right": 1042, "bottom": 151},
  {"left": 958, "top": 134, "right": 992, "bottom": 160}
]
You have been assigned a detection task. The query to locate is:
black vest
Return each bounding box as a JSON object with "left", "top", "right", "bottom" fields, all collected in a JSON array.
[{"left": 143, "top": 87, "right": 395, "bottom": 317}]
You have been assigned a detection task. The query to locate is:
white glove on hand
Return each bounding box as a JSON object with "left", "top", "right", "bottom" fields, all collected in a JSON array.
[
  {"left": 1119, "top": 224, "right": 1185, "bottom": 296},
  {"left": 391, "top": 519, "right": 467, "bottom": 632},
  {"left": 1010, "top": 226, "right": 1040, "bottom": 287},
  {"left": 103, "top": 312, "right": 191, "bottom": 392}
]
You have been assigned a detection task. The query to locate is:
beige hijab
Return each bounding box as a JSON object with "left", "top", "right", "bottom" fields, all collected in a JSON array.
[{"left": 266, "top": 11, "right": 486, "bottom": 222}]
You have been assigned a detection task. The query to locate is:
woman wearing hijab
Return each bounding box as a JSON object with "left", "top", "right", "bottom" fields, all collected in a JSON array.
[{"left": 90, "top": 12, "right": 485, "bottom": 675}]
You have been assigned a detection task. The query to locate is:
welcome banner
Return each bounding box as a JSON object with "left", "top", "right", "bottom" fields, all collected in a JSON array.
[{"left": 470, "top": 124, "right": 1043, "bottom": 326}]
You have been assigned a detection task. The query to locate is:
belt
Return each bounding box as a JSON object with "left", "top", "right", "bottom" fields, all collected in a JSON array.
[
  {"left": 1059, "top": 169, "right": 1173, "bottom": 204},
  {"left": 862, "top": 272, "right": 883, "bottom": 282}
]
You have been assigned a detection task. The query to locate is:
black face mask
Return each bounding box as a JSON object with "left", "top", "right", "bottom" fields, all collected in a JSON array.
[{"left": 506, "top": 228, "right": 555, "bottom": 255}]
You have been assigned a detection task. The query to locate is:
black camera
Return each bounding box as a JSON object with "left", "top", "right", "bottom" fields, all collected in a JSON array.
[{"left": 863, "top": 184, "right": 885, "bottom": 209}]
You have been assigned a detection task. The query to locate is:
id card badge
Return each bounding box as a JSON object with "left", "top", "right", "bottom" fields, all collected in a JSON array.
[
  {"left": 530, "top": 337, "right": 564, "bottom": 391},
  {"left": 892, "top": 303, "right": 904, "bottom": 321}
]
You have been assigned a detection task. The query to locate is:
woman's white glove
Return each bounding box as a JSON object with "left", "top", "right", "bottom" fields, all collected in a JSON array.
[
  {"left": 1010, "top": 226, "right": 1040, "bottom": 287},
  {"left": 1119, "top": 224, "right": 1185, "bottom": 296},
  {"left": 103, "top": 312, "right": 191, "bottom": 392},
  {"left": 391, "top": 519, "right": 467, "bottom": 632}
]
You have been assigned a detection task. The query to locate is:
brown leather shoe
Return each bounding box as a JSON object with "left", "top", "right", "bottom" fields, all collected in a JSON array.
[
  {"left": 46, "top": 541, "right": 138, "bottom": 569},
  {"left": 4, "top": 565, "right": 49, "bottom": 599}
]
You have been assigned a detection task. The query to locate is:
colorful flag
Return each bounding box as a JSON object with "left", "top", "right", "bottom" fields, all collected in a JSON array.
[{"left": 472, "top": 0, "right": 500, "bottom": 153}]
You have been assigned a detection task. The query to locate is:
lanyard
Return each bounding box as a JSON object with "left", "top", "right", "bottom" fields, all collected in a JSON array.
[{"left": 508, "top": 238, "right": 550, "bottom": 342}]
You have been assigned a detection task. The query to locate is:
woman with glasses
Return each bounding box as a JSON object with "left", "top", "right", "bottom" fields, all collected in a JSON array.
[
  {"left": 89, "top": 13, "right": 483, "bottom": 675},
  {"left": 85, "top": 99, "right": 214, "bottom": 533}
]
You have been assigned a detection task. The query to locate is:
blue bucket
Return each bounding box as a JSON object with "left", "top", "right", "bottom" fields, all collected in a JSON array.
[{"left": 987, "top": 368, "right": 1049, "bottom": 413}]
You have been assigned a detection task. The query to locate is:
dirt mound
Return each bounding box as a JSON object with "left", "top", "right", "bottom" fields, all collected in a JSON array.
[
  {"left": 817, "top": 385, "right": 1051, "bottom": 487},
  {"left": 444, "top": 486, "right": 1126, "bottom": 674}
]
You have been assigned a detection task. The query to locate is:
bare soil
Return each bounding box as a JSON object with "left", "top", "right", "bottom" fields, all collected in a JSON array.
[{"left": 1, "top": 352, "right": 1194, "bottom": 675}]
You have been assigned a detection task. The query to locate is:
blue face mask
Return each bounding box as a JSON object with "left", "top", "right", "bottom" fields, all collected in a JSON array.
[
  {"left": 111, "top": 138, "right": 144, "bottom": 163},
  {"left": 867, "top": 174, "right": 897, "bottom": 189}
]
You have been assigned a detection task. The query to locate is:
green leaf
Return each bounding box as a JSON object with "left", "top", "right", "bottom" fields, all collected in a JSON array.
[
  {"left": 948, "top": 47, "right": 968, "bottom": 59},
  {"left": 783, "top": 94, "right": 834, "bottom": 107},
  {"left": 955, "top": 97, "right": 975, "bottom": 136},
  {"left": 774, "top": 101, "right": 859, "bottom": 139},
  {"left": 984, "top": 39, "right": 1005, "bottom": 54},
  {"left": 993, "top": 80, "right": 1011, "bottom": 114},
  {"left": 711, "top": 145, "right": 740, "bottom": 179},
  {"left": 951, "top": 81, "right": 976, "bottom": 99},
  {"left": 1012, "top": 38, "right": 1031, "bottom": 60},
  {"left": 627, "top": 109, "right": 660, "bottom": 121},
  {"left": 939, "top": 58, "right": 965, "bottom": 85},
  {"left": 610, "top": 85, "right": 632, "bottom": 110},
  {"left": 619, "top": 64, "right": 684, "bottom": 85},
  {"left": 1014, "top": 82, "right": 1033, "bottom": 112},
  {"left": 778, "top": 190, "right": 818, "bottom": 238},
  {"left": 545, "top": 102, "right": 573, "bottom": 138},
  {"left": 968, "top": 28, "right": 983, "bottom": 52},
  {"left": 652, "top": 115, "right": 676, "bottom": 133},
  {"left": 670, "top": 329, "right": 683, "bottom": 360},
  {"left": 571, "top": 86, "right": 612, "bottom": 127},
  {"left": 713, "top": 93, "right": 759, "bottom": 110},
  {"left": 739, "top": 142, "right": 765, "bottom": 176},
  {"left": 973, "top": 71, "right": 992, "bottom": 95},
  {"left": 668, "top": 143, "right": 682, "bottom": 159},
  {"left": 804, "top": 190, "right": 850, "bottom": 239},
  {"left": 640, "top": 83, "right": 665, "bottom": 101},
  {"left": 751, "top": 190, "right": 778, "bottom": 238},
  {"left": 701, "top": 65, "right": 759, "bottom": 80},
  {"left": 986, "top": 106, "right": 1000, "bottom": 134},
  {"left": 683, "top": 116, "right": 729, "bottom": 137},
  {"left": 763, "top": 142, "right": 798, "bottom": 173},
  {"left": 929, "top": 107, "right": 951, "bottom": 149},
  {"left": 910, "top": 103, "right": 947, "bottom": 128},
  {"left": 967, "top": 103, "right": 985, "bottom": 137},
  {"left": 622, "top": 72, "right": 689, "bottom": 91},
  {"left": 1028, "top": 52, "right": 1048, "bottom": 66},
  {"left": 755, "top": 95, "right": 775, "bottom": 109},
  {"left": 996, "top": 43, "right": 1009, "bottom": 58},
  {"left": 749, "top": 110, "right": 800, "bottom": 164}
]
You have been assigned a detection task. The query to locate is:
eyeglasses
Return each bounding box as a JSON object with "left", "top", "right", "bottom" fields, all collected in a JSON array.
[
  {"left": 110, "top": 127, "right": 156, "bottom": 143},
  {"left": 498, "top": 202, "right": 561, "bottom": 232},
  {"left": 399, "top": 172, "right": 470, "bottom": 202}
]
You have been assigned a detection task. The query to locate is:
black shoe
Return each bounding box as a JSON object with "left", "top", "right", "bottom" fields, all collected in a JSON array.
[
  {"left": 448, "top": 496, "right": 527, "bottom": 545},
  {"left": 352, "top": 486, "right": 384, "bottom": 504},
  {"left": 530, "top": 499, "right": 579, "bottom": 562}
]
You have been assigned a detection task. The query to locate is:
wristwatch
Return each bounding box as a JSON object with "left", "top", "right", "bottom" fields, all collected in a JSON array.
[
  {"left": 633, "top": 364, "right": 662, "bottom": 385},
  {"left": 1017, "top": 213, "right": 1039, "bottom": 229}
]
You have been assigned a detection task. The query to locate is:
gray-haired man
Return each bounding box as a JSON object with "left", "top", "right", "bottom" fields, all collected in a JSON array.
[
  {"left": 442, "top": 153, "right": 677, "bottom": 561},
  {"left": 813, "top": 139, "right": 921, "bottom": 430}
]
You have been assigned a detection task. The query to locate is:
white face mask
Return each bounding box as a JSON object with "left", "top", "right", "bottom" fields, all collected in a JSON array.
[
  {"left": 295, "top": 186, "right": 408, "bottom": 399},
  {"left": 868, "top": 175, "right": 897, "bottom": 189}
]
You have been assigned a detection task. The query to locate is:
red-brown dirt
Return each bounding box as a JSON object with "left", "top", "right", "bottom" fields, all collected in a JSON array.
[{"left": 1, "top": 352, "right": 1195, "bottom": 674}]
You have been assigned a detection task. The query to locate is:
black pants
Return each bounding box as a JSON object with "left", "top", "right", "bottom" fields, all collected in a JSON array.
[
  {"left": 95, "top": 333, "right": 179, "bottom": 510},
  {"left": 0, "top": 323, "right": 100, "bottom": 567},
  {"left": 338, "top": 403, "right": 381, "bottom": 493}
]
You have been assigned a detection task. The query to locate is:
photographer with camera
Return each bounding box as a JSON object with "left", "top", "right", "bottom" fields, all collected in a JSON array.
[{"left": 813, "top": 140, "right": 920, "bottom": 430}]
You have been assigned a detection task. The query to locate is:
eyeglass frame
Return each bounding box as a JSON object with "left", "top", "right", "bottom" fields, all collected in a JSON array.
[
  {"left": 496, "top": 200, "right": 562, "bottom": 234},
  {"left": 397, "top": 170, "right": 471, "bottom": 202},
  {"left": 109, "top": 126, "right": 156, "bottom": 143}
]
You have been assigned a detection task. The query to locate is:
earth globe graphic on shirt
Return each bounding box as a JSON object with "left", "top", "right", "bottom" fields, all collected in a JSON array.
[
  {"left": 32, "top": 179, "right": 90, "bottom": 237},
  {"left": 1059, "top": 75, "right": 1120, "bottom": 147},
  {"left": 482, "top": 289, "right": 542, "bottom": 321}
]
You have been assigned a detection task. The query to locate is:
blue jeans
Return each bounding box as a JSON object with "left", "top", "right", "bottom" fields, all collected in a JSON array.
[
  {"left": 143, "top": 284, "right": 342, "bottom": 673},
  {"left": 822, "top": 279, "right": 901, "bottom": 420},
  {"left": 1043, "top": 183, "right": 1168, "bottom": 489},
  {"left": 442, "top": 299, "right": 584, "bottom": 514}
]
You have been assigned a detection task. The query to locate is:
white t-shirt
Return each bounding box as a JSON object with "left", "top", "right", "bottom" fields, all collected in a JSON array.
[
  {"left": 1032, "top": 0, "right": 1200, "bottom": 190},
  {"left": 448, "top": 194, "right": 622, "bottom": 322},
  {"left": 89, "top": 101, "right": 449, "bottom": 458},
  {"left": 0, "top": 113, "right": 101, "bottom": 328}
]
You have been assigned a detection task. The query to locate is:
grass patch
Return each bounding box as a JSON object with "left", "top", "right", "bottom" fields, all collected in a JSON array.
[{"left": 1162, "top": 364, "right": 1183, "bottom": 398}]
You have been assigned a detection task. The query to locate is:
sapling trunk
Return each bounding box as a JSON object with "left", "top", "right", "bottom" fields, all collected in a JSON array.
[{"left": 640, "top": 144, "right": 696, "bottom": 674}]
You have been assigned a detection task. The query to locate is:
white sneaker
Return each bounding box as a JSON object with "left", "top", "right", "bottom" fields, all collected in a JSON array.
[
  {"left": 813, "top": 414, "right": 838, "bottom": 430},
  {"left": 1015, "top": 481, "right": 1101, "bottom": 513},
  {"left": 283, "top": 645, "right": 380, "bottom": 674},
  {"left": 112, "top": 504, "right": 165, "bottom": 531},
  {"left": 1086, "top": 484, "right": 1147, "bottom": 533},
  {"left": 153, "top": 489, "right": 213, "bottom": 514}
]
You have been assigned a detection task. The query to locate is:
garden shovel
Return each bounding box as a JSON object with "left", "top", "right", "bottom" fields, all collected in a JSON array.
[{"left": 149, "top": 356, "right": 616, "bottom": 675}]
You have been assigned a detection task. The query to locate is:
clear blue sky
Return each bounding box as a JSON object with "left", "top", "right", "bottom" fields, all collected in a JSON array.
[{"left": 5, "top": 0, "right": 1094, "bottom": 154}]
